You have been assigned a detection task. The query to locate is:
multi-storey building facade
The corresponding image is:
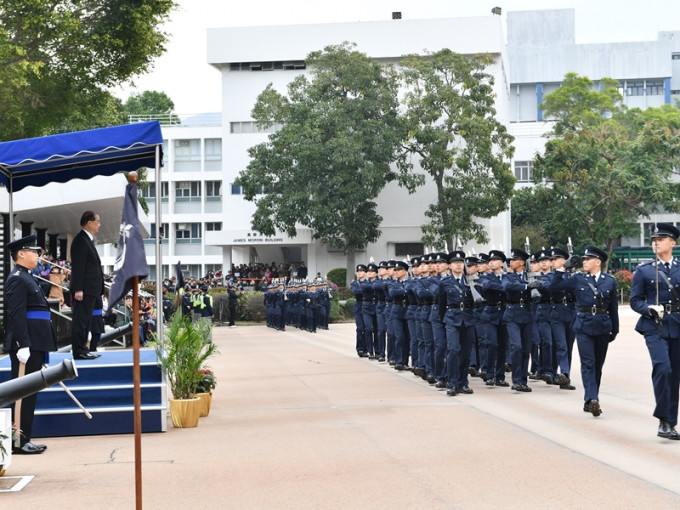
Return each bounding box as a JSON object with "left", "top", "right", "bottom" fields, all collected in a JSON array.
[{"left": 124, "top": 9, "right": 680, "bottom": 280}]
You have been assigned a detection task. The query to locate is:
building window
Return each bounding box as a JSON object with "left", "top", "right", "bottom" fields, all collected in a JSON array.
[
  {"left": 150, "top": 222, "right": 169, "bottom": 239},
  {"left": 176, "top": 181, "right": 201, "bottom": 201},
  {"left": 140, "top": 182, "right": 169, "bottom": 200},
  {"left": 230, "top": 121, "right": 281, "bottom": 134},
  {"left": 627, "top": 81, "right": 644, "bottom": 96},
  {"left": 514, "top": 160, "right": 534, "bottom": 182},
  {"left": 205, "top": 138, "right": 222, "bottom": 161},
  {"left": 229, "top": 60, "right": 305, "bottom": 71},
  {"left": 175, "top": 223, "right": 202, "bottom": 243},
  {"left": 395, "top": 243, "right": 424, "bottom": 257},
  {"left": 646, "top": 80, "right": 664, "bottom": 96},
  {"left": 205, "top": 264, "right": 223, "bottom": 276},
  {"left": 174, "top": 139, "right": 201, "bottom": 161},
  {"left": 231, "top": 184, "right": 242, "bottom": 195},
  {"left": 205, "top": 222, "right": 222, "bottom": 231},
  {"left": 205, "top": 181, "right": 222, "bottom": 200},
  {"left": 672, "top": 53, "right": 680, "bottom": 60},
  {"left": 672, "top": 90, "right": 680, "bottom": 95}
]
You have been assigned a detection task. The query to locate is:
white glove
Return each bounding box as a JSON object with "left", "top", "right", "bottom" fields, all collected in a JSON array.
[
  {"left": 17, "top": 347, "right": 31, "bottom": 364},
  {"left": 649, "top": 304, "right": 665, "bottom": 320}
]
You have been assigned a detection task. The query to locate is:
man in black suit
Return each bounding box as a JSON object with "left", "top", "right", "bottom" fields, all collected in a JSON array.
[
  {"left": 5, "top": 235, "right": 57, "bottom": 454},
  {"left": 70, "top": 211, "right": 104, "bottom": 360}
]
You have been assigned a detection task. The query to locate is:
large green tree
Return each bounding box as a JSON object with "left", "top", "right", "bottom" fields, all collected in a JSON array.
[
  {"left": 399, "top": 49, "right": 516, "bottom": 250},
  {"left": 123, "top": 90, "right": 179, "bottom": 124},
  {"left": 532, "top": 73, "right": 680, "bottom": 264},
  {"left": 236, "top": 43, "right": 414, "bottom": 283},
  {"left": 0, "top": 0, "right": 175, "bottom": 140}
]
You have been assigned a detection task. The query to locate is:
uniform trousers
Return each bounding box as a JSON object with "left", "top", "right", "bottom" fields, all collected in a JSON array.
[
  {"left": 576, "top": 332, "right": 609, "bottom": 403},
  {"left": 10, "top": 350, "right": 46, "bottom": 445},
  {"left": 644, "top": 333, "right": 680, "bottom": 427},
  {"left": 506, "top": 321, "right": 533, "bottom": 385}
]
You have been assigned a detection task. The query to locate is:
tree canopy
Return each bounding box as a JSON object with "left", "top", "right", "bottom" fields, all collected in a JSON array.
[
  {"left": 123, "top": 90, "right": 179, "bottom": 124},
  {"left": 529, "top": 73, "right": 680, "bottom": 263},
  {"left": 236, "top": 42, "right": 412, "bottom": 280},
  {"left": 0, "top": 0, "right": 175, "bottom": 140},
  {"left": 399, "top": 49, "right": 516, "bottom": 250}
]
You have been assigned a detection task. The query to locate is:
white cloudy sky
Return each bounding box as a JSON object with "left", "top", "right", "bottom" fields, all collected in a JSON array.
[{"left": 112, "top": 0, "right": 680, "bottom": 113}]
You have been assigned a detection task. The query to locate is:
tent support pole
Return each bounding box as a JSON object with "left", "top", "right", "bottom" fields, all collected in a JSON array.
[{"left": 154, "top": 144, "right": 163, "bottom": 343}]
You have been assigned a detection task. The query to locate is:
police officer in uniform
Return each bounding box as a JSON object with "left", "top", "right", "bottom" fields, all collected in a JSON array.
[
  {"left": 630, "top": 223, "right": 680, "bottom": 439},
  {"left": 548, "top": 248, "right": 577, "bottom": 390},
  {"left": 5, "top": 235, "right": 56, "bottom": 454},
  {"left": 543, "top": 245, "right": 618, "bottom": 417},
  {"left": 440, "top": 250, "right": 476, "bottom": 396},
  {"left": 351, "top": 264, "right": 368, "bottom": 357},
  {"left": 479, "top": 250, "right": 509, "bottom": 387},
  {"left": 501, "top": 248, "right": 536, "bottom": 392}
]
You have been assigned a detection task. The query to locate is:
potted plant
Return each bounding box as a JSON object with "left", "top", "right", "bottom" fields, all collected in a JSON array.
[
  {"left": 195, "top": 368, "right": 217, "bottom": 417},
  {"left": 0, "top": 417, "right": 18, "bottom": 477},
  {"left": 151, "top": 312, "right": 217, "bottom": 428}
]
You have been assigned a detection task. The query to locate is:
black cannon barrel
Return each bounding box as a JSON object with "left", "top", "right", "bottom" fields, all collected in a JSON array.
[
  {"left": 99, "top": 322, "right": 133, "bottom": 345},
  {"left": 0, "top": 359, "right": 78, "bottom": 407}
]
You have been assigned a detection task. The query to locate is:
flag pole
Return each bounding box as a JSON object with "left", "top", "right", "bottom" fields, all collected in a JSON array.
[{"left": 129, "top": 171, "right": 143, "bottom": 510}]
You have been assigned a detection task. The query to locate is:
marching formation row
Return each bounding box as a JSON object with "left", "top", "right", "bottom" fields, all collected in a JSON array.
[
  {"left": 351, "top": 223, "right": 680, "bottom": 440},
  {"left": 264, "top": 280, "right": 331, "bottom": 333}
]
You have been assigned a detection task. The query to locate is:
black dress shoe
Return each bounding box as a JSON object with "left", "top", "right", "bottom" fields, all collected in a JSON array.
[
  {"left": 446, "top": 387, "right": 457, "bottom": 396},
  {"left": 435, "top": 380, "right": 447, "bottom": 389},
  {"left": 585, "top": 399, "right": 601, "bottom": 417},
  {"left": 557, "top": 374, "right": 569, "bottom": 386},
  {"left": 479, "top": 371, "right": 488, "bottom": 382},
  {"left": 427, "top": 375, "right": 437, "bottom": 385},
  {"left": 543, "top": 374, "right": 554, "bottom": 385},
  {"left": 74, "top": 352, "right": 100, "bottom": 360},
  {"left": 388, "top": 360, "right": 396, "bottom": 366},
  {"left": 657, "top": 419, "right": 680, "bottom": 439},
  {"left": 511, "top": 383, "right": 532, "bottom": 392},
  {"left": 495, "top": 379, "right": 509, "bottom": 387},
  {"left": 528, "top": 372, "right": 541, "bottom": 380},
  {"left": 486, "top": 378, "right": 496, "bottom": 386},
  {"left": 457, "top": 386, "right": 473, "bottom": 395},
  {"left": 395, "top": 363, "right": 405, "bottom": 371},
  {"left": 560, "top": 382, "right": 576, "bottom": 390},
  {"left": 13, "top": 442, "right": 46, "bottom": 454},
  {"left": 468, "top": 366, "right": 479, "bottom": 377},
  {"left": 378, "top": 357, "right": 385, "bottom": 362},
  {"left": 504, "top": 363, "right": 512, "bottom": 373}
]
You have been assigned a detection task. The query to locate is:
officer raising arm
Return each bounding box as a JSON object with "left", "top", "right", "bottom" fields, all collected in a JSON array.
[{"left": 630, "top": 223, "right": 680, "bottom": 440}]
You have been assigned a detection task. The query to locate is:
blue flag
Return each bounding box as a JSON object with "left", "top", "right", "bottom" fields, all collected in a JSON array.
[{"left": 107, "top": 182, "right": 149, "bottom": 312}]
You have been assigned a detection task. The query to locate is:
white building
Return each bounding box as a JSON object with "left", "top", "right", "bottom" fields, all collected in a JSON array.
[
  {"left": 19, "top": 8, "right": 677, "bottom": 283},
  {"left": 142, "top": 14, "right": 512, "bottom": 281},
  {"left": 507, "top": 9, "right": 680, "bottom": 246}
]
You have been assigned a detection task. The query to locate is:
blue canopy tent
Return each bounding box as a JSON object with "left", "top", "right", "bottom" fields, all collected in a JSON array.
[{"left": 0, "top": 121, "right": 165, "bottom": 336}]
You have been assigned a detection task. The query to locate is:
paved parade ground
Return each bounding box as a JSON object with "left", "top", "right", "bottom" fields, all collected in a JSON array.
[{"left": 4, "top": 308, "right": 680, "bottom": 508}]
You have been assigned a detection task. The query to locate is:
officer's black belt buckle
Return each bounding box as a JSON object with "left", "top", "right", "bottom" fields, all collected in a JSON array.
[
  {"left": 579, "top": 305, "right": 607, "bottom": 314},
  {"left": 508, "top": 298, "right": 525, "bottom": 306},
  {"left": 664, "top": 304, "right": 680, "bottom": 313},
  {"left": 447, "top": 302, "right": 467, "bottom": 310}
]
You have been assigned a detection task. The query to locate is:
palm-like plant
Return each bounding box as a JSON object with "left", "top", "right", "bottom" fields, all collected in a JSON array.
[{"left": 150, "top": 313, "right": 217, "bottom": 399}]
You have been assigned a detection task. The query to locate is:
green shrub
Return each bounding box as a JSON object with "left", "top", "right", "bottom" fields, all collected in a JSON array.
[
  {"left": 329, "top": 299, "right": 341, "bottom": 323},
  {"left": 237, "top": 291, "right": 266, "bottom": 322},
  {"left": 327, "top": 268, "right": 347, "bottom": 287},
  {"left": 336, "top": 286, "right": 353, "bottom": 300}
]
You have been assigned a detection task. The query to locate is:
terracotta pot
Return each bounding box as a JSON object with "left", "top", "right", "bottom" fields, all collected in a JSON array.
[
  {"left": 196, "top": 392, "right": 213, "bottom": 417},
  {"left": 169, "top": 398, "right": 201, "bottom": 428}
]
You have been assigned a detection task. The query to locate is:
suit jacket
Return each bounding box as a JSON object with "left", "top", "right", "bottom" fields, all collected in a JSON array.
[{"left": 70, "top": 229, "right": 104, "bottom": 297}]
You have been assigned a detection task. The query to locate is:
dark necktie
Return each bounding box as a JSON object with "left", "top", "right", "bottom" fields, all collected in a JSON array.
[{"left": 665, "top": 262, "right": 670, "bottom": 271}]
